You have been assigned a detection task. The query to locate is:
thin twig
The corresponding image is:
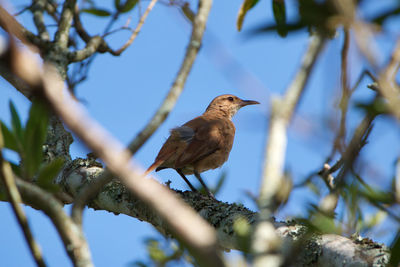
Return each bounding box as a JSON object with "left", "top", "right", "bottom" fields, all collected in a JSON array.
[
  {"left": 0, "top": 132, "right": 47, "bottom": 267},
  {"left": 71, "top": 0, "right": 212, "bottom": 225},
  {"left": 352, "top": 170, "right": 400, "bottom": 223},
  {"left": 252, "top": 34, "right": 326, "bottom": 267},
  {"left": 111, "top": 0, "right": 159, "bottom": 56},
  {"left": 68, "top": 0, "right": 157, "bottom": 61},
  {"left": 15, "top": 178, "right": 94, "bottom": 267},
  {"left": 336, "top": 29, "right": 351, "bottom": 153}
]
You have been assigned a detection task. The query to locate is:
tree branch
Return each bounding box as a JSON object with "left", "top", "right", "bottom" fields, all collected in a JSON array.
[
  {"left": 15, "top": 178, "right": 94, "bottom": 267},
  {"left": 377, "top": 38, "right": 400, "bottom": 120},
  {"left": 0, "top": 133, "right": 47, "bottom": 267},
  {"left": 68, "top": 0, "right": 158, "bottom": 62},
  {"left": 48, "top": 158, "right": 389, "bottom": 267},
  {"left": 253, "top": 34, "right": 326, "bottom": 267},
  {"left": 54, "top": 0, "right": 76, "bottom": 48},
  {"left": 110, "top": 0, "right": 158, "bottom": 56},
  {"left": 32, "top": 0, "right": 50, "bottom": 41},
  {"left": 67, "top": 36, "right": 104, "bottom": 62}
]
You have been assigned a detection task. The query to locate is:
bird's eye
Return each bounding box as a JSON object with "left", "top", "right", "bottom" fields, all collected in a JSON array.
[{"left": 227, "top": 97, "right": 234, "bottom": 102}]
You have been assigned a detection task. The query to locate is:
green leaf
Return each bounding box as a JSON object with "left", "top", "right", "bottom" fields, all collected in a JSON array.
[
  {"left": 81, "top": 8, "right": 112, "bottom": 17},
  {"left": 237, "top": 0, "right": 260, "bottom": 31},
  {"left": 131, "top": 261, "right": 148, "bottom": 267},
  {"left": 361, "top": 187, "right": 394, "bottom": 204},
  {"left": 355, "top": 97, "right": 389, "bottom": 117},
  {"left": 114, "top": 0, "right": 121, "bottom": 9},
  {"left": 10, "top": 162, "right": 21, "bottom": 177},
  {"left": 233, "top": 217, "right": 251, "bottom": 252},
  {"left": 36, "top": 158, "right": 64, "bottom": 192},
  {"left": 9, "top": 101, "right": 23, "bottom": 141},
  {"left": 147, "top": 240, "right": 167, "bottom": 262},
  {"left": 372, "top": 7, "right": 400, "bottom": 26},
  {"left": 0, "top": 122, "right": 18, "bottom": 151},
  {"left": 119, "top": 0, "right": 138, "bottom": 13},
  {"left": 23, "top": 100, "right": 49, "bottom": 178},
  {"left": 390, "top": 230, "right": 400, "bottom": 266},
  {"left": 272, "top": 0, "right": 287, "bottom": 37},
  {"left": 212, "top": 171, "right": 227, "bottom": 196}
]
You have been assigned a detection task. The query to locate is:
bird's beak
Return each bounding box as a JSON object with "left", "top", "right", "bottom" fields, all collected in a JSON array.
[{"left": 240, "top": 99, "right": 260, "bottom": 107}]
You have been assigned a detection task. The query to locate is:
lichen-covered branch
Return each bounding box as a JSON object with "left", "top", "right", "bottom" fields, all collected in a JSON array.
[
  {"left": 54, "top": 0, "right": 76, "bottom": 48},
  {"left": 32, "top": 0, "right": 50, "bottom": 41},
  {"left": 51, "top": 158, "right": 389, "bottom": 267}
]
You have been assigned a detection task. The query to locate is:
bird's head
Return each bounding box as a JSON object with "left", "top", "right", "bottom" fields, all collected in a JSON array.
[{"left": 205, "top": 94, "right": 260, "bottom": 119}]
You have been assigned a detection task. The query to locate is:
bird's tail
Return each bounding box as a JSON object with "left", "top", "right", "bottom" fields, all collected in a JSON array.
[{"left": 144, "top": 160, "right": 163, "bottom": 176}]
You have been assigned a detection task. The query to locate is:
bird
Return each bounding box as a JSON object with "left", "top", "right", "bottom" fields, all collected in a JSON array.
[{"left": 145, "top": 94, "right": 259, "bottom": 197}]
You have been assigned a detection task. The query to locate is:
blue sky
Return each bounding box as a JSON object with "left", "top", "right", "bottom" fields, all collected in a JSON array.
[{"left": 1, "top": 0, "right": 400, "bottom": 266}]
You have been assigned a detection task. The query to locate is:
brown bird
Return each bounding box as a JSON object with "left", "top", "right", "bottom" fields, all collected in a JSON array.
[{"left": 145, "top": 94, "right": 259, "bottom": 197}]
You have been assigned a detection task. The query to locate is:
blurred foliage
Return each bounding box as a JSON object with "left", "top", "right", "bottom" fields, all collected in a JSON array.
[
  {"left": 233, "top": 216, "right": 252, "bottom": 254},
  {"left": 198, "top": 169, "right": 227, "bottom": 196},
  {"left": 243, "top": 0, "right": 400, "bottom": 37},
  {"left": 131, "top": 237, "right": 195, "bottom": 267},
  {"left": 272, "top": 0, "right": 287, "bottom": 37},
  {"left": 0, "top": 101, "right": 63, "bottom": 192},
  {"left": 79, "top": 0, "right": 138, "bottom": 18}
]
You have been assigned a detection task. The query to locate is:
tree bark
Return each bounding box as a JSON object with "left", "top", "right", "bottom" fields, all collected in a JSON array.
[{"left": 46, "top": 157, "right": 390, "bottom": 267}]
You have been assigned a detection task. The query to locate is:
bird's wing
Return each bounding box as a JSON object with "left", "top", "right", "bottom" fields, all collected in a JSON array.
[
  {"left": 174, "top": 118, "right": 221, "bottom": 168},
  {"left": 145, "top": 126, "right": 193, "bottom": 174}
]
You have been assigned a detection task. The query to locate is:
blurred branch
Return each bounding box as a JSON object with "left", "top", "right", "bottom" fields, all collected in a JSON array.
[
  {"left": 0, "top": 5, "right": 43, "bottom": 47},
  {"left": 252, "top": 34, "right": 325, "bottom": 267},
  {"left": 334, "top": 28, "right": 351, "bottom": 154},
  {"left": 377, "top": 39, "right": 400, "bottom": 120},
  {"left": 318, "top": 163, "right": 339, "bottom": 214},
  {"left": 0, "top": 133, "right": 46, "bottom": 267},
  {"left": 335, "top": 115, "right": 374, "bottom": 187},
  {"left": 15, "top": 178, "right": 94, "bottom": 267},
  {"left": 71, "top": 0, "right": 213, "bottom": 224},
  {"left": 352, "top": 170, "right": 400, "bottom": 224}
]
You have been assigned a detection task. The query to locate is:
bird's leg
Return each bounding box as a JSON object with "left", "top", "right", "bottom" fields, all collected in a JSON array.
[
  {"left": 176, "top": 169, "right": 198, "bottom": 192},
  {"left": 194, "top": 171, "right": 214, "bottom": 198}
]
